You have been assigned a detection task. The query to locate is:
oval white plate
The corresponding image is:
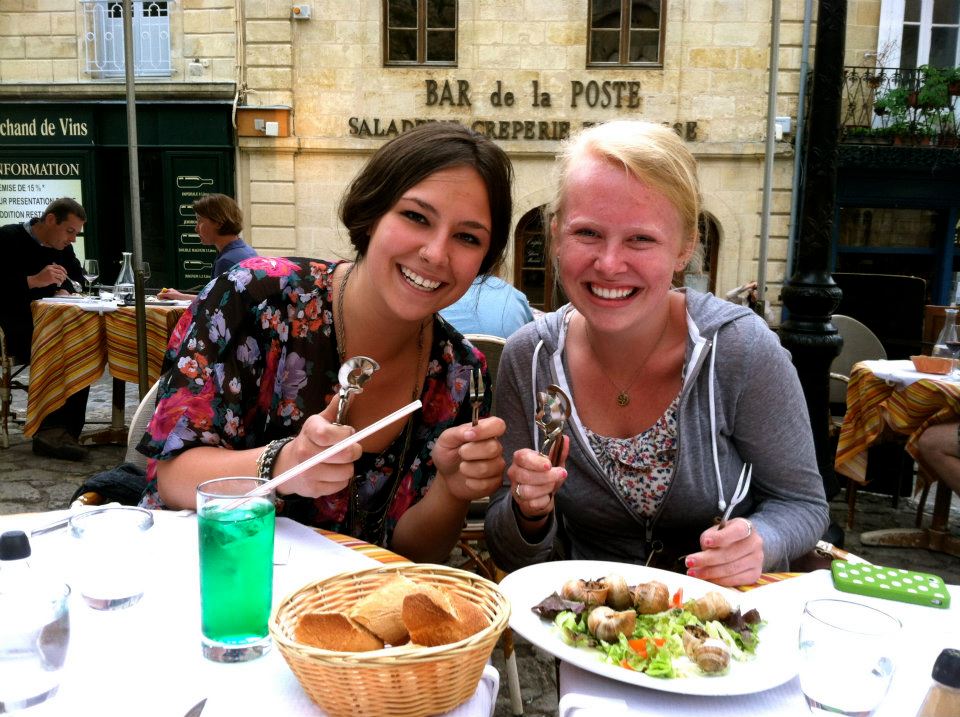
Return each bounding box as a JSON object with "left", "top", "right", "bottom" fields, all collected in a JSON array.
[{"left": 499, "top": 559, "right": 799, "bottom": 696}]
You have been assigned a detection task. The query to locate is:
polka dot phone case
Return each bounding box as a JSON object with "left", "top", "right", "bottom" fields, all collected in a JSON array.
[{"left": 831, "top": 560, "right": 951, "bottom": 609}]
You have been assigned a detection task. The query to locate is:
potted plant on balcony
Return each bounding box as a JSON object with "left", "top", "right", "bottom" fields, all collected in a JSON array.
[
  {"left": 874, "top": 85, "right": 910, "bottom": 117},
  {"left": 917, "top": 65, "right": 952, "bottom": 110}
]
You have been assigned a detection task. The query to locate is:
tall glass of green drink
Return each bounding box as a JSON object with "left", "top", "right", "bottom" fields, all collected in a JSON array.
[{"left": 196, "top": 477, "right": 275, "bottom": 663}]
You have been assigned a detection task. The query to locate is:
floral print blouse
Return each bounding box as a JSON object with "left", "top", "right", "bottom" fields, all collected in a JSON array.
[
  {"left": 137, "top": 257, "right": 490, "bottom": 547},
  {"left": 585, "top": 394, "right": 680, "bottom": 519}
]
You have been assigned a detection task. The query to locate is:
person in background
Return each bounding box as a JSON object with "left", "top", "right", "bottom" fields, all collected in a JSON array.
[
  {"left": 916, "top": 422, "right": 960, "bottom": 496},
  {"left": 158, "top": 193, "right": 256, "bottom": 301},
  {"left": 439, "top": 273, "right": 534, "bottom": 339},
  {"left": 0, "top": 197, "right": 90, "bottom": 460},
  {"left": 485, "top": 120, "right": 829, "bottom": 586},
  {"left": 138, "top": 123, "right": 511, "bottom": 562}
]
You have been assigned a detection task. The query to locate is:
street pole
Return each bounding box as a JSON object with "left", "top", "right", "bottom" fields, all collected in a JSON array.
[
  {"left": 122, "top": 0, "right": 149, "bottom": 399},
  {"left": 779, "top": 0, "right": 846, "bottom": 499}
]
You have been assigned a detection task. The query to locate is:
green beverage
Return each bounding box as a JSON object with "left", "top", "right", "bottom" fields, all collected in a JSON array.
[{"left": 197, "top": 477, "right": 275, "bottom": 663}]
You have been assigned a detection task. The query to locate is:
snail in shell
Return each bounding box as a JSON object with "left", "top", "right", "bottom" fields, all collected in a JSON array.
[
  {"left": 586, "top": 606, "right": 638, "bottom": 643},
  {"left": 689, "top": 591, "right": 732, "bottom": 622},
  {"left": 632, "top": 580, "right": 670, "bottom": 614},
  {"left": 601, "top": 574, "right": 633, "bottom": 610},
  {"left": 561, "top": 578, "right": 609, "bottom": 606},
  {"left": 682, "top": 625, "right": 731, "bottom": 673}
]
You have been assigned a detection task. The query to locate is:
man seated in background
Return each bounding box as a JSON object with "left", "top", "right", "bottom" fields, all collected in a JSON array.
[
  {"left": 440, "top": 274, "right": 534, "bottom": 339},
  {"left": 0, "top": 197, "right": 90, "bottom": 460},
  {"left": 916, "top": 422, "right": 960, "bottom": 496}
]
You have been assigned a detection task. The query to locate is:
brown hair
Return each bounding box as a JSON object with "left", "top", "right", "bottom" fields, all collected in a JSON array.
[
  {"left": 42, "top": 197, "right": 86, "bottom": 224},
  {"left": 340, "top": 122, "right": 513, "bottom": 275},
  {"left": 193, "top": 193, "right": 243, "bottom": 235}
]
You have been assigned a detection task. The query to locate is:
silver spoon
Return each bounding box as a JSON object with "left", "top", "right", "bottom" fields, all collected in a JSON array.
[
  {"left": 536, "top": 384, "right": 571, "bottom": 465},
  {"left": 335, "top": 355, "right": 380, "bottom": 424}
]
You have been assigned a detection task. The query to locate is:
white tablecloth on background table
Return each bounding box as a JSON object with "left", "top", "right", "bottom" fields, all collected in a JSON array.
[
  {"left": 861, "top": 359, "right": 953, "bottom": 386},
  {"left": 2, "top": 511, "right": 499, "bottom": 717},
  {"left": 558, "top": 571, "right": 959, "bottom": 717}
]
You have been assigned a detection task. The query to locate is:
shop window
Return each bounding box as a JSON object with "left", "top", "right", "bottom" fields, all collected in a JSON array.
[
  {"left": 877, "top": 0, "right": 959, "bottom": 68},
  {"left": 384, "top": 0, "right": 457, "bottom": 66},
  {"left": 81, "top": 0, "right": 171, "bottom": 78},
  {"left": 588, "top": 0, "right": 664, "bottom": 67},
  {"left": 513, "top": 206, "right": 568, "bottom": 313}
]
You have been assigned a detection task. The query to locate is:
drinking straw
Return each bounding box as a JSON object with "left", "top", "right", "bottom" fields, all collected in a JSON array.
[{"left": 234, "top": 400, "right": 422, "bottom": 505}]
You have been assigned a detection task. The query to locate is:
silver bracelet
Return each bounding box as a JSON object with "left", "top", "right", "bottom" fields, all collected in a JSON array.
[{"left": 256, "top": 437, "right": 294, "bottom": 479}]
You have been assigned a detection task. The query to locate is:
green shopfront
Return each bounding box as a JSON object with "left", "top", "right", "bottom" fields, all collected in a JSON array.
[{"left": 0, "top": 102, "right": 234, "bottom": 292}]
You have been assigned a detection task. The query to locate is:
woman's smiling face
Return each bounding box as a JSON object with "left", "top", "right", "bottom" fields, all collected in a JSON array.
[
  {"left": 363, "top": 164, "right": 492, "bottom": 322},
  {"left": 553, "top": 153, "right": 693, "bottom": 333}
]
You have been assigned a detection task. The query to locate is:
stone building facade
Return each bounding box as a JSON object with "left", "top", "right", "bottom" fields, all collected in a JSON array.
[{"left": 0, "top": 0, "right": 918, "bottom": 315}]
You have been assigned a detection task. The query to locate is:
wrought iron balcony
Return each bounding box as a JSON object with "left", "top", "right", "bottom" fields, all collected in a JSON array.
[{"left": 840, "top": 66, "right": 960, "bottom": 147}]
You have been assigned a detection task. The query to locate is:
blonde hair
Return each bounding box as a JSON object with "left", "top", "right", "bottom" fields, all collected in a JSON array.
[{"left": 547, "top": 120, "right": 702, "bottom": 259}]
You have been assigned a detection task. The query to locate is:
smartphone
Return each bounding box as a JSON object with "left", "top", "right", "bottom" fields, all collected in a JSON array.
[{"left": 831, "top": 560, "right": 951, "bottom": 609}]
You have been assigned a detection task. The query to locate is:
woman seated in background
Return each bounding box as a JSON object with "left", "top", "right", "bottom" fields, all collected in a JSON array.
[
  {"left": 485, "top": 120, "right": 829, "bottom": 587},
  {"left": 158, "top": 193, "right": 258, "bottom": 301},
  {"left": 138, "top": 123, "right": 512, "bottom": 562}
]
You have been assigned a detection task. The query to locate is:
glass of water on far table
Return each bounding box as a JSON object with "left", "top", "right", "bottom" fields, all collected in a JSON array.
[
  {"left": 197, "top": 477, "right": 275, "bottom": 663},
  {"left": 799, "top": 599, "right": 900, "bottom": 716},
  {"left": 82, "top": 259, "right": 99, "bottom": 297}
]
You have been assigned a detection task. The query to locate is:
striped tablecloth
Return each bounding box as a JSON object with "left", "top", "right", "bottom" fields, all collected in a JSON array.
[
  {"left": 835, "top": 360, "right": 960, "bottom": 484},
  {"left": 25, "top": 302, "right": 185, "bottom": 436},
  {"left": 318, "top": 528, "right": 413, "bottom": 565}
]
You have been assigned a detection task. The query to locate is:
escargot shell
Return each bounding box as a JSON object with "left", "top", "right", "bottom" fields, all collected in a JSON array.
[
  {"left": 602, "top": 574, "right": 632, "bottom": 610},
  {"left": 689, "top": 591, "right": 732, "bottom": 622},
  {"left": 586, "top": 606, "right": 637, "bottom": 643},
  {"left": 633, "top": 581, "right": 670, "bottom": 615}
]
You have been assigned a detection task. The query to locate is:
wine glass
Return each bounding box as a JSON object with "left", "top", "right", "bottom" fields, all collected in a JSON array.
[
  {"left": 140, "top": 262, "right": 151, "bottom": 288},
  {"left": 82, "top": 259, "right": 99, "bottom": 297}
]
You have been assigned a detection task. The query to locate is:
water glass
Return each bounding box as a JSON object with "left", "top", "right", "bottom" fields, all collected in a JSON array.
[
  {"left": 69, "top": 506, "right": 154, "bottom": 610},
  {"left": 0, "top": 583, "right": 70, "bottom": 711},
  {"left": 799, "top": 599, "right": 900, "bottom": 716},
  {"left": 197, "top": 477, "right": 275, "bottom": 663}
]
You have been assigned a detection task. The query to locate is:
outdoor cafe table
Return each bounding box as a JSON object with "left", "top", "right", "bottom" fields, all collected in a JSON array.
[
  {"left": 24, "top": 298, "right": 187, "bottom": 441},
  {"left": 835, "top": 359, "right": 960, "bottom": 557},
  {"left": 555, "top": 570, "right": 959, "bottom": 716},
  {"left": 1, "top": 510, "right": 500, "bottom": 717}
]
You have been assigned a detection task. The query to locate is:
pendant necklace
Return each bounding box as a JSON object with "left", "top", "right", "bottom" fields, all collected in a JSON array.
[
  {"left": 586, "top": 315, "right": 669, "bottom": 408},
  {"left": 334, "top": 261, "right": 428, "bottom": 543}
]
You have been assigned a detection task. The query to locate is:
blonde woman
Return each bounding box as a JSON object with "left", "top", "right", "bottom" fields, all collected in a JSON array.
[{"left": 485, "top": 120, "right": 828, "bottom": 586}]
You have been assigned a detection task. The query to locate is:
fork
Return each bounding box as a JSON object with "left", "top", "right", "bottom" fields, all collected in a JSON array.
[
  {"left": 470, "top": 367, "right": 483, "bottom": 426},
  {"left": 716, "top": 463, "right": 752, "bottom": 530}
]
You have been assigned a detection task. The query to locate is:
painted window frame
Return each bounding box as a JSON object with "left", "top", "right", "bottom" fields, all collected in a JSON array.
[
  {"left": 383, "top": 0, "right": 458, "bottom": 67},
  {"left": 877, "top": 0, "right": 960, "bottom": 69},
  {"left": 586, "top": 0, "right": 666, "bottom": 68}
]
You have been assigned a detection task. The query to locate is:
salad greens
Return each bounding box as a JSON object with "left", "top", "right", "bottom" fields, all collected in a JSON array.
[{"left": 553, "top": 602, "right": 764, "bottom": 678}]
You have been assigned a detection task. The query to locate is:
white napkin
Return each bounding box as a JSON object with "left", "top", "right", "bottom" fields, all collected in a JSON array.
[{"left": 860, "top": 359, "right": 950, "bottom": 386}]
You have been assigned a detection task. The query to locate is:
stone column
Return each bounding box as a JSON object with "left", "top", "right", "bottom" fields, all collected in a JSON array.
[{"left": 779, "top": 0, "right": 846, "bottom": 499}]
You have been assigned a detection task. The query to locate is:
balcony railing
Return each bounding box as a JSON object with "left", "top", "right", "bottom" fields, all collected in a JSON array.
[{"left": 840, "top": 66, "right": 960, "bottom": 147}]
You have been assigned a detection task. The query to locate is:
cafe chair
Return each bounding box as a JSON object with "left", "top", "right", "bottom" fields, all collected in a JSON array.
[
  {"left": 0, "top": 326, "right": 29, "bottom": 449},
  {"left": 455, "top": 334, "right": 523, "bottom": 715}
]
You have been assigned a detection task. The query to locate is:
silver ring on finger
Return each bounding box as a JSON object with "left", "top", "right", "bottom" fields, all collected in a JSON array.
[
  {"left": 514, "top": 483, "right": 522, "bottom": 500},
  {"left": 742, "top": 518, "right": 753, "bottom": 538}
]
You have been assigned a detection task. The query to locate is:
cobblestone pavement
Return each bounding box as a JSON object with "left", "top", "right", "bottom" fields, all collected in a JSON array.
[{"left": 2, "top": 371, "right": 959, "bottom": 717}]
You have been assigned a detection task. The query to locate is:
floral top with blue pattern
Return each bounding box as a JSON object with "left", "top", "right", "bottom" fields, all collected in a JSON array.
[
  {"left": 137, "top": 257, "right": 491, "bottom": 547},
  {"left": 584, "top": 394, "right": 680, "bottom": 519}
]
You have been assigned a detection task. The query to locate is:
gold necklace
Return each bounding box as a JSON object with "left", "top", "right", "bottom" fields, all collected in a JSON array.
[
  {"left": 585, "top": 316, "right": 670, "bottom": 408},
  {"left": 333, "top": 261, "right": 428, "bottom": 543}
]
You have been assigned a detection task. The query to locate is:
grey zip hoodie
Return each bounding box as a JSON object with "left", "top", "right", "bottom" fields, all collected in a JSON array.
[{"left": 485, "top": 289, "right": 829, "bottom": 574}]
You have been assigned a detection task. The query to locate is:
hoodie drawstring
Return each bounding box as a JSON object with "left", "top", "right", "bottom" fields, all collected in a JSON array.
[{"left": 707, "top": 330, "right": 725, "bottom": 513}]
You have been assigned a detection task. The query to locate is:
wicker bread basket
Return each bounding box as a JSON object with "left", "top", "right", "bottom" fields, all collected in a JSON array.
[{"left": 270, "top": 564, "right": 510, "bottom": 717}]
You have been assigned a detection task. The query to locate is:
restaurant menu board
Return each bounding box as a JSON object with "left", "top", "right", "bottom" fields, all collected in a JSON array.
[
  {"left": 0, "top": 175, "right": 85, "bottom": 257},
  {"left": 171, "top": 156, "right": 220, "bottom": 290}
]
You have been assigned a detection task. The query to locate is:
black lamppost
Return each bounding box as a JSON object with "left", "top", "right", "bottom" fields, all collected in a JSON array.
[{"left": 779, "top": 0, "right": 846, "bottom": 499}]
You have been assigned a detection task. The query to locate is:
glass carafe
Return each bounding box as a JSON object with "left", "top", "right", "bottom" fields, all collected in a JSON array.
[
  {"left": 114, "top": 251, "right": 135, "bottom": 305},
  {"left": 932, "top": 308, "right": 959, "bottom": 359}
]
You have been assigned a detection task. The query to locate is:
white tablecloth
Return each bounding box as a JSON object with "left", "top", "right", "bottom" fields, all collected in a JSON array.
[
  {"left": 861, "top": 358, "right": 953, "bottom": 386},
  {"left": 558, "top": 571, "right": 959, "bottom": 717},
  {"left": 3, "top": 511, "right": 499, "bottom": 717}
]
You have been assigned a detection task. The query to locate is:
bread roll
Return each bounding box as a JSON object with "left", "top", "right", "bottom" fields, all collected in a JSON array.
[
  {"left": 402, "top": 585, "right": 489, "bottom": 647},
  {"left": 349, "top": 573, "right": 417, "bottom": 645},
  {"left": 294, "top": 612, "right": 384, "bottom": 652}
]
